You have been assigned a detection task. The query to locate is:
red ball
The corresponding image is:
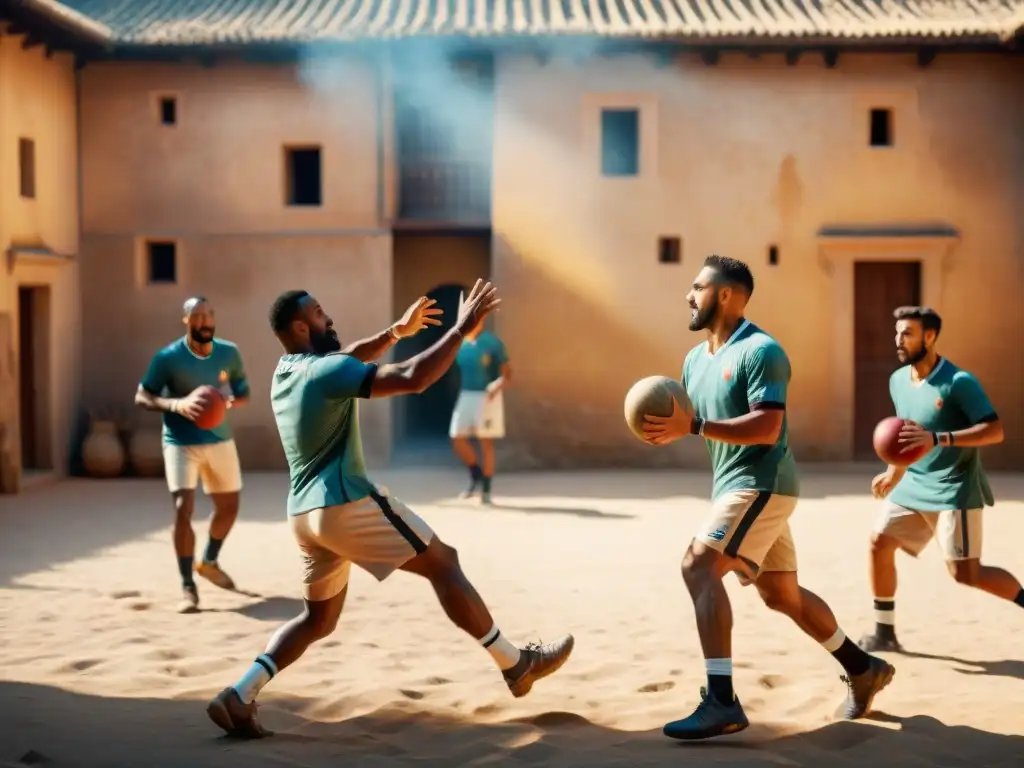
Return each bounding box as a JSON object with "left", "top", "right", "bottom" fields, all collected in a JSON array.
[
  {"left": 192, "top": 385, "right": 227, "bottom": 431},
  {"left": 873, "top": 416, "right": 929, "bottom": 467}
]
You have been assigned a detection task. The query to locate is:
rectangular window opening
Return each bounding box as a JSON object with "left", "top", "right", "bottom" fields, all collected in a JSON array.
[
  {"left": 159, "top": 96, "right": 178, "bottom": 126},
  {"left": 286, "top": 146, "right": 323, "bottom": 206},
  {"left": 869, "top": 108, "right": 892, "bottom": 147},
  {"left": 19, "top": 138, "right": 35, "bottom": 199},
  {"left": 768, "top": 245, "right": 779, "bottom": 266},
  {"left": 147, "top": 241, "right": 177, "bottom": 284},
  {"left": 600, "top": 108, "right": 639, "bottom": 177},
  {"left": 658, "top": 236, "right": 681, "bottom": 264}
]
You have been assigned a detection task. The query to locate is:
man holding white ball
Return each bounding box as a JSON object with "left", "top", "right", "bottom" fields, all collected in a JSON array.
[{"left": 640, "top": 255, "right": 893, "bottom": 741}]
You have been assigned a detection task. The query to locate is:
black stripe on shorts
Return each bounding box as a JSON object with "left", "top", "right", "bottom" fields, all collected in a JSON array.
[
  {"left": 959, "top": 509, "right": 970, "bottom": 557},
  {"left": 724, "top": 491, "right": 773, "bottom": 559},
  {"left": 370, "top": 490, "right": 428, "bottom": 555}
]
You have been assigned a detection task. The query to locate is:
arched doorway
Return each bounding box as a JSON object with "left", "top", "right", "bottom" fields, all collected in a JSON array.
[{"left": 392, "top": 283, "right": 464, "bottom": 456}]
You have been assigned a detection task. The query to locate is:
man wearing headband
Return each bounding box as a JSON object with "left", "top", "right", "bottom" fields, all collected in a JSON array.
[{"left": 135, "top": 296, "right": 250, "bottom": 613}]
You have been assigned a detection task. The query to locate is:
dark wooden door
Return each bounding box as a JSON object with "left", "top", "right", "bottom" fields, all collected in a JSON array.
[
  {"left": 18, "top": 287, "right": 36, "bottom": 469},
  {"left": 853, "top": 262, "right": 921, "bottom": 459}
]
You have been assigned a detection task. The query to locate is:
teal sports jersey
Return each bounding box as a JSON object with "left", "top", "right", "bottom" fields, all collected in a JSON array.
[
  {"left": 140, "top": 338, "right": 249, "bottom": 446},
  {"left": 888, "top": 358, "right": 997, "bottom": 511},
  {"left": 456, "top": 331, "right": 508, "bottom": 392},
  {"left": 271, "top": 352, "right": 378, "bottom": 516},
  {"left": 682, "top": 321, "right": 800, "bottom": 501}
]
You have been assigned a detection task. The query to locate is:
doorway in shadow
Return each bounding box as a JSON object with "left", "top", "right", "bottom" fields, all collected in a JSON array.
[{"left": 392, "top": 283, "right": 464, "bottom": 464}]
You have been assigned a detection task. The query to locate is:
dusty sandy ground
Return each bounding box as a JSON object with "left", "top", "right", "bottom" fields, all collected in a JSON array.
[{"left": 1, "top": 468, "right": 1022, "bottom": 767}]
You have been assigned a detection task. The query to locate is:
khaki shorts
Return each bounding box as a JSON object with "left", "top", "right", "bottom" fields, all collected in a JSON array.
[
  {"left": 163, "top": 439, "right": 242, "bottom": 494},
  {"left": 875, "top": 501, "right": 982, "bottom": 561},
  {"left": 290, "top": 489, "right": 435, "bottom": 601},
  {"left": 449, "top": 391, "right": 505, "bottom": 439},
  {"left": 696, "top": 490, "right": 798, "bottom": 583}
]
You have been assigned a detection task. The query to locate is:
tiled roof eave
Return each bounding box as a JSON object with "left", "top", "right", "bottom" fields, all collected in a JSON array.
[{"left": 6, "top": 0, "right": 113, "bottom": 45}]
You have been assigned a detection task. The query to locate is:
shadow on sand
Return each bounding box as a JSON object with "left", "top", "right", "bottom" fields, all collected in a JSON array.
[
  {"left": 893, "top": 649, "right": 1024, "bottom": 683},
  {"left": 1, "top": 680, "right": 1022, "bottom": 768}
]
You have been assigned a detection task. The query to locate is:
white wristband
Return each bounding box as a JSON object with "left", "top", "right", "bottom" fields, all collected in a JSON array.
[{"left": 387, "top": 326, "right": 400, "bottom": 340}]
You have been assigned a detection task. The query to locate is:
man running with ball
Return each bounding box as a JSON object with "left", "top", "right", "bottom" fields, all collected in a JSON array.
[{"left": 643, "top": 255, "right": 893, "bottom": 740}]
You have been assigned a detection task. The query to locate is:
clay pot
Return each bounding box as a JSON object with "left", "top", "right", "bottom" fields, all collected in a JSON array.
[
  {"left": 82, "top": 420, "right": 126, "bottom": 478},
  {"left": 128, "top": 428, "right": 163, "bottom": 477}
]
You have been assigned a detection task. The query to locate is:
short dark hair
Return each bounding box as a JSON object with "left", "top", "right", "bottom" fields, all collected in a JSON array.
[
  {"left": 893, "top": 305, "right": 942, "bottom": 337},
  {"left": 704, "top": 254, "right": 755, "bottom": 297},
  {"left": 268, "top": 290, "right": 310, "bottom": 334}
]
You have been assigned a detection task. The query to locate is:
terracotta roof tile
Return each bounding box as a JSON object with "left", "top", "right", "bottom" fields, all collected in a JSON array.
[{"left": 38, "top": 0, "right": 1024, "bottom": 44}]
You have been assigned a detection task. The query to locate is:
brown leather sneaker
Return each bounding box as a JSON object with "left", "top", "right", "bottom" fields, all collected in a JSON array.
[
  {"left": 195, "top": 561, "right": 237, "bottom": 591},
  {"left": 206, "top": 687, "right": 273, "bottom": 739},
  {"left": 503, "top": 634, "right": 575, "bottom": 698}
]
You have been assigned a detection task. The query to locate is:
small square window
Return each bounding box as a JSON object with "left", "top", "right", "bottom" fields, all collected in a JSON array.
[
  {"left": 147, "top": 241, "right": 177, "bottom": 284},
  {"left": 19, "top": 138, "right": 35, "bottom": 199},
  {"left": 768, "top": 245, "right": 779, "bottom": 266},
  {"left": 159, "top": 97, "right": 177, "bottom": 126},
  {"left": 658, "top": 236, "right": 681, "bottom": 264},
  {"left": 600, "top": 109, "right": 640, "bottom": 177},
  {"left": 869, "top": 108, "right": 892, "bottom": 147},
  {"left": 285, "top": 146, "right": 322, "bottom": 206}
]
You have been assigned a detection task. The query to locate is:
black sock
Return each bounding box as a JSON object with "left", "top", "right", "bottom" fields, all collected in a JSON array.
[
  {"left": 204, "top": 537, "right": 224, "bottom": 564},
  {"left": 178, "top": 556, "right": 195, "bottom": 588},
  {"left": 831, "top": 638, "right": 872, "bottom": 676},
  {"left": 468, "top": 464, "right": 483, "bottom": 484},
  {"left": 481, "top": 476, "right": 492, "bottom": 494},
  {"left": 707, "top": 674, "right": 734, "bottom": 703},
  {"left": 1014, "top": 588, "right": 1024, "bottom": 608}
]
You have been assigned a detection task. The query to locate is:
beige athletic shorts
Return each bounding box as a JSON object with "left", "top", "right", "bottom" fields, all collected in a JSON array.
[
  {"left": 449, "top": 391, "right": 505, "bottom": 439},
  {"left": 695, "top": 490, "right": 798, "bottom": 583},
  {"left": 289, "top": 489, "right": 435, "bottom": 601},
  {"left": 875, "top": 501, "right": 982, "bottom": 561},
  {"left": 163, "top": 439, "right": 242, "bottom": 494}
]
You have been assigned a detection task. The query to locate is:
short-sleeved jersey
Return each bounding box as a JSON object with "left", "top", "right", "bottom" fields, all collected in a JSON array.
[
  {"left": 456, "top": 331, "right": 508, "bottom": 392},
  {"left": 271, "top": 352, "right": 379, "bottom": 516},
  {"left": 683, "top": 321, "right": 799, "bottom": 501},
  {"left": 888, "top": 358, "right": 996, "bottom": 511},
  {"left": 140, "top": 338, "right": 249, "bottom": 446}
]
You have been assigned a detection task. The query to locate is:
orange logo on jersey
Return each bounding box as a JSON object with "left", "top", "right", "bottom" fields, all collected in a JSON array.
[
  {"left": 723, "top": 368, "right": 733, "bottom": 381},
  {"left": 480, "top": 353, "right": 492, "bottom": 368},
  {"left": 935, "top": 397, "right": 943, "bottom": 410},
  {"left": 218, "top": 370, "right": 229, "bottom": 383}
]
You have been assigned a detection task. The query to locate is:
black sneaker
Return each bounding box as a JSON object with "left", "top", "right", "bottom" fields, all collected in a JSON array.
[
  {"left": 838, "top": 655, "right": 895, "bottom": 720},
  {"left": 663, "top": 687, "right": 749, "bottom": 740}
]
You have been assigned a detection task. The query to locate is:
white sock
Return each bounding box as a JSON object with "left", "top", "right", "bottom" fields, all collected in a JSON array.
[
  {"left": 705, "top": 658, "right": 733, "bottom": 676},
  {"left": 820, "top": 628, "right": 847, "bottom": 653},
  {"left": 874, "top": 596, "right": 895, "bottom": 627},
  {"left": 233, "top": 654, "right": 277, "bottom": 704},
  {"left": 479, "top": 624, "right": 521, "bottom": 671}
]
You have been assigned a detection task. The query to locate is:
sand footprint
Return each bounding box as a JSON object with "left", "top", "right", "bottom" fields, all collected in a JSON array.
[
  {"left": 637, "top": 681, "right": 675, "bottom": 693},
  {"left": 60, "top": 658, "right": 102, "bottom": 673},
  {"left": 399, "top": 689, "right": 425, "bottom": 700},
  {"left": 758, "top": 673, "right": 788, "bottom": 689},
  {"left": 146, "top": 648, "right": 184, "bottom": 662},
  {"left": 110, "top": 590, "right": 142, "bottom": 600}
]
